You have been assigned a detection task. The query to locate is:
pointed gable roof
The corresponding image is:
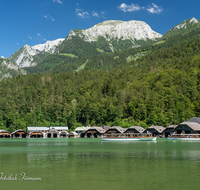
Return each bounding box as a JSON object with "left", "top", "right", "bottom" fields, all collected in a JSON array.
[
  {"left": 145, "top": 126, "right": 165, "bottom": 133},
  {"left": 177, "top": 122, "right": 200, "bottom": 131},
  {"left": 124, "top": 126, "right": 145, "bottom": 133},
  {"left": 185, "top": 117, "right": 200, "bottom": 124}
]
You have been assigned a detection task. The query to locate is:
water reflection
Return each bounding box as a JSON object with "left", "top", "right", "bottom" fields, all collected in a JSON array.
[{"left": 27, "top": 153, "right": 68, "bottom": 167}]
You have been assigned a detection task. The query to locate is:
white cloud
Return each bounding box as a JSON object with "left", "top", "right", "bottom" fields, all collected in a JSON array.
[
  {"left": 118, "top": 3, "right": 163, "bottom": 14},
  {"left": 75, "top": 7, "right": 90, "bottom": 18},
  {"left": 53, "top": 0, "right": 62, "bottom": 4},
  {"left": 147, "top": 3, "right": 163, "bottom": 14},
  {"left": 44, "top": 14, "right": 55, "bottom": 21},
  {"left": 75, "top": 4, "right": 105, "bottom": 19},
  {"left": 92, "top": 11, "right": 99, "bottom": 17},
  {"left": 118, "top": 3, "right": 144, "bottom": 12},
  {"left": 77, "top": 12, "right": 89, "bottom": 18},
  {"left": 37, "top": 33, "right": 41, "bottom": 37},
  {"left": 28, "top": 36, "right": 32, "bottom": 40},
  {"left": 17, "top": 43, "right": 19, "bottom": 45}
]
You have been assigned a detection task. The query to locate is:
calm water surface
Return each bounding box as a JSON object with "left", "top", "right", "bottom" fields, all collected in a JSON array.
[{"left": 0, "top": 138, "right": 200, "bottom": 190}]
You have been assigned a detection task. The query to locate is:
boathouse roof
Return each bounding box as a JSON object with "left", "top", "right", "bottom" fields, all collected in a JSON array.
[
  {"left": 50, "top": 126, "right": 68, "bottom": 130},
  {"left": 60, "top": 131, "right": 69, "bottom": 134},
  {"left": 69, "top": 131, "right": 78, "bottom": 136},
  {"left": 27, "top": 127, "right": 49, "bottom": 131},
  {"left": 101, "top": 125, "right": 110, "bottom": 131},
  {"left": 111, "top": 126, "right": 126, "bottom": 133},
  {"left": 177, "top": 122, "right": 200, "bottom": 131},
  {"left": 0, "top": 130, "right": 10, "bottom": 133},
  {"left": 75, "top": 126, "right": 91, "bottom": 132},
  {"left": 11, "top": 129, "right": 26, "bottom": 135},
  {"left": 166, "top": 125, "right": 178, "bottom": 129},
  {"left": 126, "top": 126, "right": 145, "bottom": 133},
  {"left": 29, "top": 130, "right": 44, "bottom": 134},
  {"left": 146, "top": 126, "right": 165, "bottom": 133},
  {"left": 48, "top": 128, "right": 59, "bottom": 133},
  {"left": 86, "top": 127, "right": 106, "bottom": 134},
  {"left": 163, "top": 125, "right": 177, "bottom": 132},
  {"left": 185, "top": 117, "right": 200, "bottom": 124}
]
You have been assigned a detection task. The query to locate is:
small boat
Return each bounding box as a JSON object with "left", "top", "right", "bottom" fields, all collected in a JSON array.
[
  {"left": 101, "top": 133, "right": 157, "bottom": 141},
  {"left": 168, "top": 134, "right": 200, "bottom": 140}
]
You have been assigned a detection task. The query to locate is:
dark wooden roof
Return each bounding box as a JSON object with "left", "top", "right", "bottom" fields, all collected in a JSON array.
[
  {"left": 185, "top": 117, "right": 200, "bottom": 124},
  {"left": 101, "top": 125, "right": 110, "bottom": 131},
  {"left": 162, "top": 125, "right": 177, "bottom": 132},
  {"left": 86, "top": 127, "right": 105, "bottom": 134},
  {"left": 145, "top": 126, "right": 165, "bottom": 133},
  {"left": 111, "top": 126, "right": 126, "bottom": 133},
  {"left": 124, "top": 126, "right": 145, "bottom": 133},
  {"left": 176, "top": 122, "right": 200, "bottom": 131}
]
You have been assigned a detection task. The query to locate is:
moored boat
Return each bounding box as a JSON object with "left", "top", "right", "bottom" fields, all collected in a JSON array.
[
  {"left": 168, "top": 134, "right": 200, "bottom": 140},
  {"left": 101, "top": 133, "right": 157, "bottom": 141}
]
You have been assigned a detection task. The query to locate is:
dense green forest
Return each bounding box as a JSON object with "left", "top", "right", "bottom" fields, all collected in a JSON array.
[{"left": 1, "top": 38, "right": 200, "bottom": 132}]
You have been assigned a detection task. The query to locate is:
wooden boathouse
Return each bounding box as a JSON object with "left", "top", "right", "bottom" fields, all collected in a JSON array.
[
  {"left": 144, "top": 126, "right": 165, "bottom": 137},
  {"left": 69, "top": 131, "right": 79, "bottom": 138},
  {"left": 173, "top": 122, "right": 200, "bottom": 134},
  {"left": 0, "top": 130, "right": 11, "bottom": 138},
  {"left": 47, "top": 128, "right": 59, "bottom": 138},
  {"left": 59, "top": 131, "right": 69, "bottom": 138},
  {"left": 83, "top": 127, "right": 105, "bottom": 138},
  {"left": 29, "top": 131, "right": 44, "bottom": 138},
  {"left": 11, "top": 129, "right": 27, "bottom": 138},
  {"left": 27, "top": 127, "right": 49, "bottom": 138},
  {"left": 163, "top": 125, "right": 177, "bottom": 137},
  {"left": 49, "top": 126, "right": 68, "bottom": 138}
]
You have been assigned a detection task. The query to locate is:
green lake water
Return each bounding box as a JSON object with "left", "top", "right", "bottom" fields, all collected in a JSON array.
[{"left": 1, "top": 138, "right": 200, "bottom": 190}]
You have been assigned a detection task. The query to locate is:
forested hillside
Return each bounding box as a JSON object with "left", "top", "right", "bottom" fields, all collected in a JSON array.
[
  {"left": 50, "top": 26, "right": 200, "bottom": 73},
  {"left": 1, "top": 38, "right": 200, "bottom": 132}
]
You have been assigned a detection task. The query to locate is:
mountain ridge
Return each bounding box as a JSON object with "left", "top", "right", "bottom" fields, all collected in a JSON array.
[
  {"left": 4, "top": 17, "right": 200, "bottom": 77},
  {"left": 8, "top": 38, "right": 64, "bottom": 68}
]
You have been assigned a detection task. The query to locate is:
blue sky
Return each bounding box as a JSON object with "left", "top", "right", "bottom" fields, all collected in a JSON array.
[{"left": 0, "top": 0, "right": 199, "bottom": 58}]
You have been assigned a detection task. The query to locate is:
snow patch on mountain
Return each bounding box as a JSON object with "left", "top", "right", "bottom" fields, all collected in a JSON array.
[
  {"left": 68, "top": 20, "right": 162, "bottom": 42},
  {"left": 9, "top": 38, "right": 64, "bottom": 68},
  {"left": 2, "top": 60, "right": 19, "bottom": 70},
  {"left": 189, "top": 17, "right": 198, "bottom": 24},
  {"left": 171, "top": 17, "right": 198, "bottom": 31},
  {"left": 32, "top": 38, "right": 64, "bottom": 53},
  {"left": 173, "top": 23, "right": 187, "bottom": 31}
]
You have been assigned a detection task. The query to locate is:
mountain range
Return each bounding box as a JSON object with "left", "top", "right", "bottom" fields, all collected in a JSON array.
[
  {"left": 1, "top": 17, "right": 200, "bottom": 130},
  {"left": 1, "top": 17, "right": 200, "bottom": 79}
]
